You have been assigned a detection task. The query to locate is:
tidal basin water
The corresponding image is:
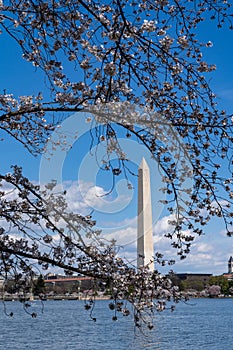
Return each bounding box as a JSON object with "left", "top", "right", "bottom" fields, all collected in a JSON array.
[{"left": 1, "top": 298, "right": 233, "bottom": 349}]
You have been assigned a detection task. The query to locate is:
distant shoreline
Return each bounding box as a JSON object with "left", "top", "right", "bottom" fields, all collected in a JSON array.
[
  {"left": 0, "top": 295, "right": 111, "bottom": 302},
  {"left": 1, "top": 294, "right": 233, "bottom": 302}
]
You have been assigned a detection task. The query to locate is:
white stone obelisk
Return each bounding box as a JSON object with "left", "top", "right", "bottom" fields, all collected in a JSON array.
[{"left": 137, "top": 158, "right": 154, "bottom": 271}]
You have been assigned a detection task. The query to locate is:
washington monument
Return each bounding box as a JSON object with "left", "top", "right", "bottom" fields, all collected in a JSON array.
[{"left": 137, "top": 158, "right": 154, "bottom": 271}]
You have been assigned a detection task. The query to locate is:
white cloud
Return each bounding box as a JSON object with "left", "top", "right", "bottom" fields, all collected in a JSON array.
[
  {"left": 1, "top": 177, "right": 232, "bottom": 276},
  {"left": 99, "top": 216, "right": 137, "bottom": 229},
  {"left": 149, "top": 214, "right": 233, "bottom": 275},
  {"left": 60, "top": 180, "right": 133, "bottom": 216},
  {"left": 63, "top": 180, "right": 91, "bottom": 213},
  {"left": 104, "top": 225, "right": 137, "bottom": 247},
  {"left": 195, "top": 242, "right": 214, "bottom": 253},
  {"left": 153, "top": 214, "right": 173, "bottom": 235}
]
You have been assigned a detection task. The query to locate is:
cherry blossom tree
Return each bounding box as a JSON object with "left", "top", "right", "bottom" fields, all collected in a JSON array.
[
  {"left": 207, "top": 285, "right": 221, "bottom": 297},
  {"left": 0, "top": 0, "right": 233, "bottom": 327}
]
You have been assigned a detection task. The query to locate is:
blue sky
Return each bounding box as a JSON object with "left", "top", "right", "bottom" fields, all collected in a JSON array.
[{"left": 1, "top": 17, "right": 233, "bottom": 276}]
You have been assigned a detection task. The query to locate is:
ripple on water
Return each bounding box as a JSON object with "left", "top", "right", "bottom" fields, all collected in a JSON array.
[{"left": 1, "top": 298, "right": 233, "bottom": 350}]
